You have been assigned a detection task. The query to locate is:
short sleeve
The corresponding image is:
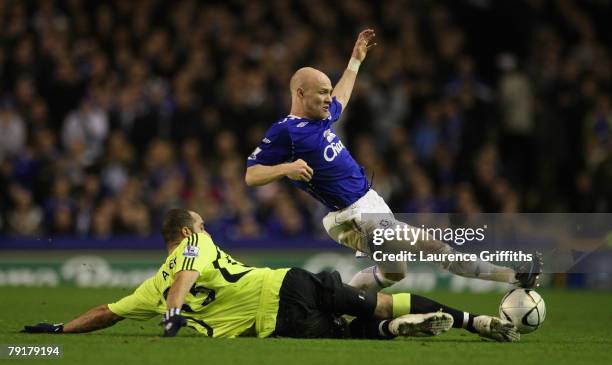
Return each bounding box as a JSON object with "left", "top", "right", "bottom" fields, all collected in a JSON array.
[
  {"left": 328, "top": 97, "right": 343, "bottom": 123},
  {"left": 246, "top": 122, "right": 291, "bottom": 167},
  {"left": 174, "top": 233, "right": 216, "bottom": 274},
  {"left": 108, "top": 276, "right": 160, "bottom": 320}
]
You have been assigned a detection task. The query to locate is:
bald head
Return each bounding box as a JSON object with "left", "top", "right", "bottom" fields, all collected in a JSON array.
[
  {"left": 290, "top": 67, "right": 332, "bottom": 94},
  {"left": 289, "top": 67, "right": 334, "bottom": 120}
]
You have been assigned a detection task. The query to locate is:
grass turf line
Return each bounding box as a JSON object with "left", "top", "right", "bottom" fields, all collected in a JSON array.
[{"left": 0, "top": 287, "right": 610, "bottom": 365}]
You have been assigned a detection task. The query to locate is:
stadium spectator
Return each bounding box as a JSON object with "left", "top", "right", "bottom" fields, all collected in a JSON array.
[
  {"left": 0, "top": 100, "right": 26, "bottom": 161},
  {"left": 6, "top": 183, "right": 43, "bottom": 236},
  {"left": 0, "top": 0, "right": 610, "bottom": 239},
  {"left": 61, "top": 96, "right": 109, "bottom": 166}
]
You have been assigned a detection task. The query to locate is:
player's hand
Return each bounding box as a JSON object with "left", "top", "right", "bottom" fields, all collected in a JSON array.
[
  {"left": 161, "top": 308, "right": 187, "bottom": 337},
  {"left": 351, "top": 29, "right": 377, "bottom": 62},
  {"left": 21, "top": 323, "right": 64, "bottom": 333},
  {"left": 286, "top": 159, "right": 313, "bottom": 182}
]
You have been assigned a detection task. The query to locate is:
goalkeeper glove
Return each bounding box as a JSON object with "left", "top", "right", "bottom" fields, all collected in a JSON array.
[
  {"left": 22, "top": 323, "right": 64, "bottom": 333},
  {"left": 161, "top": 308, "right": 187, "bottom": 337}
]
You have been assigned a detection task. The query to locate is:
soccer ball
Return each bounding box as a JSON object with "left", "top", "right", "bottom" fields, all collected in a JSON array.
[{"left": 499, "top": 288, "right": 546, "bottom": 334}]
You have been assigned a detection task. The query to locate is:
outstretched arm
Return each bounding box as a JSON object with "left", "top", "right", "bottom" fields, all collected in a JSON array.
[
  {"left": 63, "top": 305, "right": 124, "bottom": 333},
  {"left": 332, "top": 29, "right": 377, "bottom": 109},
  {"left": 23, "top": 304, "right": 123, "bottom": 334}
]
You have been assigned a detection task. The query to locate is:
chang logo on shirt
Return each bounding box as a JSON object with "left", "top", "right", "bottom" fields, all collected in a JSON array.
[
  {"left": 323, "top": 129, "right": 345, "bottom": 162},
  {"left": 324, "top": 141, "right": 345, "bottom": 161}
]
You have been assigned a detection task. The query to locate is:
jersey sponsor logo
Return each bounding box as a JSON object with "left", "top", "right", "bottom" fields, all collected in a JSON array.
[
  {"left": 183, "top": 245, "right": 200, "bottom": 258},
  {"left": 297, "top": 121, "right": 309, "bottom": 127},
  {"left": 323, "top": 129, "right": 345, "bottom": 162},
  {"left": 262, "top": 137, "right": 271, "bottom": 144},
  {"left": 323, "top": 129, "right": 336, "bottom": 142},
  {"left": 169, "top": 257, "right": 177, "bottom": 269},
  {"left": 324, "top": 140, "right": 345, "bottom": 162}
]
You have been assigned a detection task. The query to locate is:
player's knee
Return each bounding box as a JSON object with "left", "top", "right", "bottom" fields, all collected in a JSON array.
[
  {"left": 376, "top": 263, "right": 407, "bottom": 283},
  {"left": 374, "top": 293, "right": 393, "bottom": 318},
  {"left": 381, "top": 271, "right": 405, "bottom": 282}
]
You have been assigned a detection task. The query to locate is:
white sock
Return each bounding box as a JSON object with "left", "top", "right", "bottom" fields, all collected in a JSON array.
[
  {"left": 386, "top": 222, "right": 516, "bottom": 283},
  {"left": 348, "top": 266, "right": 396, "bottom": 290},
  {"left": 462, "top": 312, "right": 470, "bottom": 329},
  {"left": 434, "top": 245, "right": 515, "bottom": 283}
]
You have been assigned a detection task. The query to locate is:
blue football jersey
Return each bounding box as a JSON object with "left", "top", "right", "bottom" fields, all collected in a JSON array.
[{"left": 247, "top": 97, "right": 369, "bottom": 210}]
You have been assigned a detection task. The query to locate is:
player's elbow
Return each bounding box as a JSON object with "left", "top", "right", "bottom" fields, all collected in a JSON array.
[
  {"left": 101, "top": 304, "right": 119, "bottom": 317},
  {"left": 245, "top": 166, "right": 261, "bottom": 187},
  {"left": 97, "top": 304, "right": 123, "bottom": 323}
]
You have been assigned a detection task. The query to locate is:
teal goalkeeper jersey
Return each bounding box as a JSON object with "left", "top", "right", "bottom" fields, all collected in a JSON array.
[{"left": 108, "top": 232, "right": 289, "bottom": 338}]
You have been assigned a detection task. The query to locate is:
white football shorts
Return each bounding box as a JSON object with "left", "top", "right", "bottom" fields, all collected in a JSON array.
[{"left": 322, "top": 189, "right": 394, "bottom": 256}]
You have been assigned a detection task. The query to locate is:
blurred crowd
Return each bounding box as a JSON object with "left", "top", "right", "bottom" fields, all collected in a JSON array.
[{"left": 0, "top": 0, "right": 611, "bottom": 239}]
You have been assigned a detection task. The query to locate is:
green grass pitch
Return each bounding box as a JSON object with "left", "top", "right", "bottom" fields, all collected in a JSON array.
[{"left": 1, "top": 287, "right": 611, "bottom": 365}]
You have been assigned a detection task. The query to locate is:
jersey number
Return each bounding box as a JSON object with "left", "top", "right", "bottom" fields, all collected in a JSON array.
[
  {"left": 212, "top": 247, "right": 253, "bottom": 282},
  {"left": 189, "top": 285, "right": 216, "bottom": 307},
  {"left": 162, "top": 285, "right": 216, "bottom": 312}
]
